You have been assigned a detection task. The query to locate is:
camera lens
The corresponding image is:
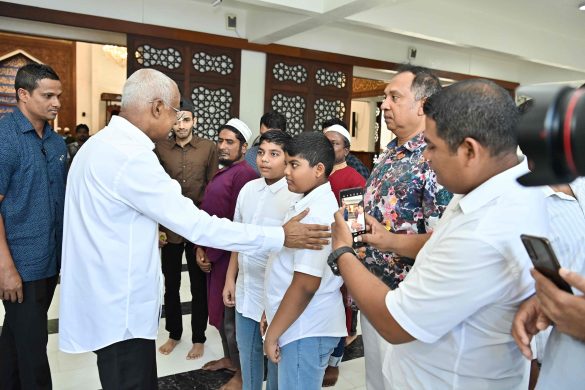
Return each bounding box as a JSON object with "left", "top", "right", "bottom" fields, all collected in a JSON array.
[{"left": 516, "top": 85, "right": 585, "bottom": 186}]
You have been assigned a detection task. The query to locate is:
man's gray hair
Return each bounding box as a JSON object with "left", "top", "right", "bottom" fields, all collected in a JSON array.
[
  {"left": 396, "top": 64, "right": 442, "bottom": 101},
  {"left": 121, "top": 68, "right": 177, "bottom": 110}
]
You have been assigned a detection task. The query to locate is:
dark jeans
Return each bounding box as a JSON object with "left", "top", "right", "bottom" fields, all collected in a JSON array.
[
  {"left": 95, "top": 338, "right": 157, "bottom": 390},
  {"left": 0, "top": 275, "right": 58, "bottom": 390},
  {"left": 218, "top": 306, "right": 240, "bottom": 370},
  {"left": 161, "top": 242, "right": 207, "bottom": 343}
]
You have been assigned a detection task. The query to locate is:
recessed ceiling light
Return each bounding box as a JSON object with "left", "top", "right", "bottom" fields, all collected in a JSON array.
[{"left": 579, "top": 2, "right": 585, "bottom": 11}]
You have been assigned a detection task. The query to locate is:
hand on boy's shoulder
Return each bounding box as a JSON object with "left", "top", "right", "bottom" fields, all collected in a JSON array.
[{"left": 283, "top": 208, "right": 331, "bottom": 250}]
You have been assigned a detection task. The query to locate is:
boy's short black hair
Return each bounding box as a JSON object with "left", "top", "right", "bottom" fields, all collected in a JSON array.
[
  {"left": 260, "top": 111, "right": 287, "bottom": 133},
  {"left": 259, "top": 129, "right": 292, "bottom": 149},
  {"left": 285, "top": 131, "right": 335, "bottom": 177}
]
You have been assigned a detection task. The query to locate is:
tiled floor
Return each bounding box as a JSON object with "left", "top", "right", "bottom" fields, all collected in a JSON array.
[{"left": 0, "top": 260, "right": 366, "bottom": 390}]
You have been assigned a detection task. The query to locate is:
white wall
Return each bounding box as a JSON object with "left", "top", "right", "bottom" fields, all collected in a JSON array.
[
  {"left": 75, "top": 42, "right": 126, "bottom": 133},
  {"left": 349, "top": 100, "right": 375, "bottom": 152},
  {"left": 239, "top": 50, "right": 267, "bottom": 140}
]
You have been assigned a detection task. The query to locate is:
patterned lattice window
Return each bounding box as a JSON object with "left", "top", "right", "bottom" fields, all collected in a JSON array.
[
  {"left": 312, "top": 98, "right": 346, "bottom": 131},
  {"left": 0, "top": 53, "right": 35, "bottom": 116},
  {"left": 271, "top": 94, "right": 306, "bottom": 136},
  {"left": 192, "top": 52, "right": 234, "bottom": 75},
  {"left": 315, "top": 68, "right": 346, "bottom": 88},
  {"left": 273, "top": 63, "right": 308, "bottom": 84},
  {"left": 135, "top": 45, "right": 182, "bottom": 69},
  {"left": 191, "top": 86, "right": 233, "bottom": 141}
]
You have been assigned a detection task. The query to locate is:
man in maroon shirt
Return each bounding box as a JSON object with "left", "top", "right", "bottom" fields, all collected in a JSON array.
[
  {"left": 197, "top": 118, "right": 257, "bottom": 389},
  {"left": 155, "top": 98, "right": 218, "bottom": 360}
]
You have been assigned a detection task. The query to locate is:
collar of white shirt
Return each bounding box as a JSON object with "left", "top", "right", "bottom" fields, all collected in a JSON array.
[
  {"left": 292, "top": 181, "right": 333, "bottom": 213},
  {"left": 458, "top": 156, "right": 529, "bottom": 215},
  {"left": 542, "top": 185, "right": 577, "bottom": 201},
  {"left": 258, "top": 176, "right": 289, "bottom": 194},
  {"left": 109, "top": 115, "right": 155, "bottom": 151}
]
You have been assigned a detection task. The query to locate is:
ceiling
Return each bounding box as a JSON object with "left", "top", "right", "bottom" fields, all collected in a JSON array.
[{"left": 205, "top": 0, "right": 585, "bottom": 74}]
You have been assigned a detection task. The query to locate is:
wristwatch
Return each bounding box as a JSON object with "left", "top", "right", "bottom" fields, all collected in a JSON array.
[{"left": 327, "top": 246, "right": 355, "bottom": 276}]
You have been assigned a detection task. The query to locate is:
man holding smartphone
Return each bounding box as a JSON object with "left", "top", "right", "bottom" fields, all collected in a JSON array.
[
  {"left": 513, "top": 178, "right": 585, "bottom": 389},
  {"left": 329, "top": 79, "right": 549, "bottom": 389}
]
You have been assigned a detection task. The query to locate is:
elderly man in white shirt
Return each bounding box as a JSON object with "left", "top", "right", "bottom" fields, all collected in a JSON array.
[
  {"left": 59, "top": 69, "right": 329, "bottom": 390},
  {"left": 329, "top": 79, "right": 549, "bottom": 389}
]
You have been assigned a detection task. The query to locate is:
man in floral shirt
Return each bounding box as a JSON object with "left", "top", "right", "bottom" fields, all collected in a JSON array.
[{"left": 358, "top": 64, "right": 452, "bottom": 390}]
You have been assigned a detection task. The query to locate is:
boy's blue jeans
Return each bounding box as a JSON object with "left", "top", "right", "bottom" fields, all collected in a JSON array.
[
  {"left": 235, "top": 310, "right": 277, "bottom": 390},
  {"left": 278, "top": 336, "right": 338, "bottom": 390}
]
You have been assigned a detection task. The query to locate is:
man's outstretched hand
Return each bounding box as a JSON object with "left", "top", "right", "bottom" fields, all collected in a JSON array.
[{"left": 283, "top": 209, "right": 330, "bottom": 250}]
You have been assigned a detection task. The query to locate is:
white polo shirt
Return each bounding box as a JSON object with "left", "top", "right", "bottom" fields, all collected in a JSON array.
[
  {"left": 384, "top": 160, "right": 549, "bottom": 389},
  {"left": 264, "top": 182, "right": 347, "bottom": 347},
  {"left": 59, "top": 116, "right": 284, "bottom": 353},
  {"left": 234, "top": 177, "right": 301, "bottom": 322}
]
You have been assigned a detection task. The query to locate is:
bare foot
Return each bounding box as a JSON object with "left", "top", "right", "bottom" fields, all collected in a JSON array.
[
  {"left": 345, "top": 334, "right": 358, "bottom": 347},
  {"left": 322, "top": 366, "right": 339, "bottom": 387},
  {"left": 186, "top": 343, "right": 204, "bottom": 360},
  {"left": 219, "top": 370, "right": 242, "bottom": 390},
  {"left": 158, "top": 338, "right": 180, "bottom": 355},
  {"left": 202, "top": 357, "right": 236, "bottom": 371}
]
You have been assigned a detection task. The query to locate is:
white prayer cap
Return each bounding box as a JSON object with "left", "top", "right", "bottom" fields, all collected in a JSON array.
[
  {"left": 324, "top": 124, "right": 351, "bottom": 143},
  {"left": 223, "top": 118, "right": 252, "bottom": 144}
]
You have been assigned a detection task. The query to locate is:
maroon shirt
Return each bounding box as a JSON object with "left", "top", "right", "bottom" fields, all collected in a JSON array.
[{"left": 199, "top": 159, "right": 258, "bottom": 328}]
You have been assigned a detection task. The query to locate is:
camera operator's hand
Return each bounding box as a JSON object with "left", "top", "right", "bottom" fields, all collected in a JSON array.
[
  {"left": 332, "top": 208, "right": 354, "bottom": 251},
  {"left": 512, "top": 295, "right": 550, "bottom": 360},
  {"left": 356, "top": 214, "right": 393, "bottom": 252},
  {"left": 533, "top": 268, "right": 585, "bottom": 342}
]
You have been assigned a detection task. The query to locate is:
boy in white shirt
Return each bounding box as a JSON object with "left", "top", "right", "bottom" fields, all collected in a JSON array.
[
  {"left": 223, "top": 130, "right": 299, "bottom": 390},
  {"left": 263, "top": 131, "right": 347, "bottom": 389}
]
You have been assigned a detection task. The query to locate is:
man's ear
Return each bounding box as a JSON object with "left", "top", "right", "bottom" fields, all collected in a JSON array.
[
  {"left": 460, "top": 137, "right": 482, "bottom": 166},
  {"left": 17, "top": 88, "right": 29, "bottom": 103},
  {"left": 417, "top": 97, "right": 427, "bottom": 116},
  {"left": 241, "top": 142, "right": 248, "bottom": 154},
  {"left": 150, "top": 100, "right": 163, "bottom": 119}
]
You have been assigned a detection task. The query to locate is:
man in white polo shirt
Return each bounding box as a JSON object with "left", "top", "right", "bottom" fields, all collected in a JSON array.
[{"left": 329, "top": 79, "right": 549, "bottom": 389}]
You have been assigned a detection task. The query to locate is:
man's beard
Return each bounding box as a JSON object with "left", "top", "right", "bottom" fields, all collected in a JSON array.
[{"left": 218, "top": 150, "right": 243, "bottom": 166}]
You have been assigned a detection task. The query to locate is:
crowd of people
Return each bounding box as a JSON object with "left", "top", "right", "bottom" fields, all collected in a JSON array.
[{"left": 1, "top": 62, "right": 584, "bottom": 390}]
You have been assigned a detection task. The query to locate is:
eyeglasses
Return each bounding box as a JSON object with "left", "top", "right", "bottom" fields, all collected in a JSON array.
[{"left": 148, "top": 99, "right": 180, "bottom": 114}]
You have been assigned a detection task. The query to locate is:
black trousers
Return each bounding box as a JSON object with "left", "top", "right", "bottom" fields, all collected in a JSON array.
[
  {"left": 161, "top": 242, "right": 207, "bottom": 343},
  {"left": 0, "top": 275, "right": 58, "bottom": 390},
  {"left": 95, "top": 338, "right": 157, "bottom": 390},
  {"left": 218, "top": 306, "right": 240, "bottom": 369}
]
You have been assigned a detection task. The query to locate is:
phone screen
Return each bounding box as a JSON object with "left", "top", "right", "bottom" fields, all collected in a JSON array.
[
  {"left": 340, "top": 187, "right": 366, "bottom": 238},
  {"left": 520, "top": 234, "right": 573, "bottom": 294}
]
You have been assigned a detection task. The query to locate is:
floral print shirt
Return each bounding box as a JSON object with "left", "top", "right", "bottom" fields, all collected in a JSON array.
[{"left": 363, "top": 133, "right": 453, "bottom": 289}]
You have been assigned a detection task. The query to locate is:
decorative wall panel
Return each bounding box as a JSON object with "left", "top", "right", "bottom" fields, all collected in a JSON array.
[
  {"left": 135, "top": 44, "right": 182, "bottom": 69},
  {"left": 265, "top": 55, "right": 352, "bottom": 134},
  {"left": 128, "top": 36, "right": 240, "bottom": 142},
  {"left": 271, "top": 93, "right": 306, "bottom": 136},
  {"left": 0, "top": 32, "right": 76, "bottom": 130},
  {"left": 191, "top": 86, "right": 233, "bottom": 141},
  {"left": 312, "top": 98, "right": 346, "bottom": 131}
]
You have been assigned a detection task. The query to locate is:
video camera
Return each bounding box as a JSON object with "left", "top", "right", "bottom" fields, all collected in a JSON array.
[{"left": 516, "top": 85, "right": 585, "bottom": 186}]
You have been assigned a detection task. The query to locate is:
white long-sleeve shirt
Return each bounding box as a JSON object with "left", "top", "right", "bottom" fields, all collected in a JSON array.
[{"left": 59, "top": 116, "right": 284, "bottom": 353}]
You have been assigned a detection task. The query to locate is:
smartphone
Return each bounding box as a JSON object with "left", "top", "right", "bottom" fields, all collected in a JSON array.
[
  {"left": 520, "top": 234, "right": 573, "bottom": 294},
  {"left": 339, "top": 187, "right": 366, "bottom": 246}
]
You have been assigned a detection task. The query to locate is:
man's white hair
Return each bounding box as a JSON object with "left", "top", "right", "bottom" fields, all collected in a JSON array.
[{"left": 121, "top": 68, "right": 177, "bottom": 110}]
